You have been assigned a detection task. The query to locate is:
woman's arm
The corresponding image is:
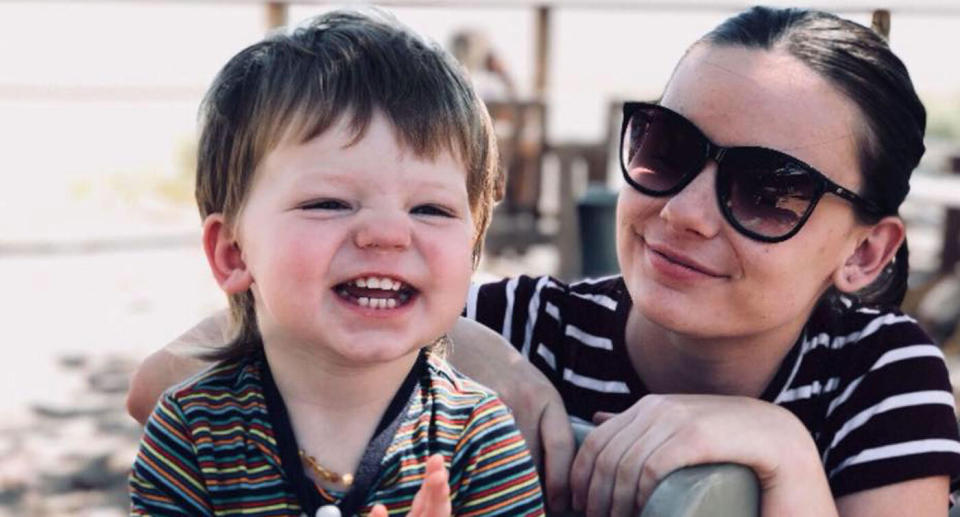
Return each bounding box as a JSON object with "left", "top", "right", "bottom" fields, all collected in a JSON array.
[
  {"left": 570, "top": 394, "right": 954, "bottom": 517},
  {"left": 448, "top": 317, "right": 575, "bottom": 512},
  {"left": 125, "top": 311, "right": 229, "bottom": 424},
  {"left": 835, "top": 476, "right": 949, "bottom": 517}
]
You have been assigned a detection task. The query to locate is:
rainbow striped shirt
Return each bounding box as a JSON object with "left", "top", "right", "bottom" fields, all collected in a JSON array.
[{"left": 129, "top": 352, "right": 544, "bottom": 516}]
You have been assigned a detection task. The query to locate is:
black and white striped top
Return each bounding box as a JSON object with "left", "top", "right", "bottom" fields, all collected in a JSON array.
[{"left": 464, "top": 274, "right": 960, "bottom": 497}]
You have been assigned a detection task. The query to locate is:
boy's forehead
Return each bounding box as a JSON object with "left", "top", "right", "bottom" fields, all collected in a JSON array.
[
  {"left": 273, "top": 109, "right": 470, "bottom": 169},
  {"left": 258, "top": 115, "right": 468, "bottom": 186}
]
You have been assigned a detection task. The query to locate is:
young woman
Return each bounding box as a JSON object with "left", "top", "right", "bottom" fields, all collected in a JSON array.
[{"left": 128, "top": 7, "right": 960, "bottom": 517}]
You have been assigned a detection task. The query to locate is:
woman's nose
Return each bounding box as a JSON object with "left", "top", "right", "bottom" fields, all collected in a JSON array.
[
  {"left": 354, "top": 209, "right": 412, "bottom": 250},
  {"left": 658, "top": 162, "right": 723, "bottom": 238}
]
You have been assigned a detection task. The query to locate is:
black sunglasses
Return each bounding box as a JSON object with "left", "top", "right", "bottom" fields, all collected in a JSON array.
[{"left": 619, "top": 102, "right": 882, "bottom": 242}]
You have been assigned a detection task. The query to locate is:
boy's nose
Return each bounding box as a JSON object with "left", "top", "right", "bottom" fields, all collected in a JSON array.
[
  {"left": 659, "top": 162, "right": 723, "bottom": 238},
  {"left": 354, "top": 210, "right": 412, "bottom": 250}
]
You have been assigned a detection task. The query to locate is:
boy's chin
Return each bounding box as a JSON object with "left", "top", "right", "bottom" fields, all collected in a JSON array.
[{"left": 326, "top": 339, "right": 425, "bottom": 366}]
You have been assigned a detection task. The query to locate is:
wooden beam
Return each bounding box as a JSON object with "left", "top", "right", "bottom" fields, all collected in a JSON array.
[
  {"left": 940, "top": 157, "right": 960, "bottom": 275},
  {"left": 871, "top": 9, "right": 891, "bottom": 39},
  {"left": 533, "top": 6, "right": 550, "bottom": 99},
  {"left": 265, "top": 1, "right": 287, "bottom": 31}
]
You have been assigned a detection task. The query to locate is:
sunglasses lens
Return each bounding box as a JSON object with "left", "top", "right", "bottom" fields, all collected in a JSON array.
[
  {"left": 622, "top": 106, "right": 704, "bottom": 193},
  {"left": 721, "top": 152, "right": 818, "bottom": 238}
]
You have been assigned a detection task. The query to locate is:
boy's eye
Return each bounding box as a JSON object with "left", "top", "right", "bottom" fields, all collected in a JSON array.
[
  {"left": 300, "top": 199, "right": 349, "bottom": 211},
  {"left": 411, "top": 204, "right": 454, "bottom": 217}
]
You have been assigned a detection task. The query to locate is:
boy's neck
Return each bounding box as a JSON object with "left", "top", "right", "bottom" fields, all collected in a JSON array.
[
  {"left": 263, "top": 342, "right": 421, "bottom": 413},
  {"left": 262, "top": 342, "right": 422, "bottom": 480}
]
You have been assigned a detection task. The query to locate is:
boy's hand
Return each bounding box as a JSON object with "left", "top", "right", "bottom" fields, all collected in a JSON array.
[{"left": 370, "top": 454, "right": 450, "bottom": 517}]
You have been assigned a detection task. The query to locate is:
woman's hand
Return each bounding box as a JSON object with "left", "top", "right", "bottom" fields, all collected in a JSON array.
[
  {"left": 570, "top": 394, "right": 838, "bottom": 517},
  {"left": 371, "top": 455, "right": 451, "bottom": 517},
  {"left": 449, "top": 317, "right": 575, "bottom": 511}
]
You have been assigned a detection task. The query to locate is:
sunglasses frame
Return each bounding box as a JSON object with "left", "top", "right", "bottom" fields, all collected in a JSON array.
[{"left": 619, "top": 102, "right": 883, "bottom": 243}]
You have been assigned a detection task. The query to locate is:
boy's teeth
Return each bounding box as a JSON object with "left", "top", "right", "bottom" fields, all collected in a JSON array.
[
  {"left": 352, "top": 276, "right": 404, "bottom": 291},
  {"left": 352, "top": 295, "right": 402, "bottom": 310}
]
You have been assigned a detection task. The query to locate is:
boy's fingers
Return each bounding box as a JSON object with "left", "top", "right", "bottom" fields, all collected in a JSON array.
[
  {"left": 425, "top": 454, "right": 445, "bottom": 475},
  {"left": 370, "top": 504, "right": 388, "bottom": 517},
  {"left": 409, "top": 455, "right": 448, "bottom": 517},
  {"left": 409, "top": 482, "right": 426, "bottom": 516},
  {"left": 421, "top": 465, "right": 451, "bottom": 517}
]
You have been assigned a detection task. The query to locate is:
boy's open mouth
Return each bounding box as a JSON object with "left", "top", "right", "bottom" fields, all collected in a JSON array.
[{"left": 334, "top": 275, "right": 418, "bottom": 309}]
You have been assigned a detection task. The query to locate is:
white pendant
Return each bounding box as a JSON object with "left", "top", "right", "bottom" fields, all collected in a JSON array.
[{"left": 315, "top": 505, "right": 342, "bottom": 517}]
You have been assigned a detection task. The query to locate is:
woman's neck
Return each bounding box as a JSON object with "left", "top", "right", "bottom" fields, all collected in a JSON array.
[
  {"left": 625, "top": 309, "right": 808, "bottom": 398},
  {"left": 262, "top": 341, "right": 421, "bottom": 478}
]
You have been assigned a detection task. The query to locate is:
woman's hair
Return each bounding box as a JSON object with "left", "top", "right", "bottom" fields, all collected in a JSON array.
[
  {"left": 195, "top": 10, "right": 499, "bottom": 360},
  {"left": 699, "top": 6, "right": 925, "bottom": 307}
]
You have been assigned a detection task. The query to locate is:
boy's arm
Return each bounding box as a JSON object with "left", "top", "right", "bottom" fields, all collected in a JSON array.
[
  {"left": 126, "top": 311, "right": 230, "bottom": 424},
  {"left": 130, "top": 394, "right": 213, "bottom": 515},
  {"left": 450, "top": 395, "right": 545, "bottom": 516}
]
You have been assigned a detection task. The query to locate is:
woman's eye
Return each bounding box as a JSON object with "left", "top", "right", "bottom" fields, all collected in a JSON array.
[
  {"left": 411, "top": 204, "right": 454, "bottom": 217},
  {"left": 301, "top": 199, "right": 349, "bottom": 211}
]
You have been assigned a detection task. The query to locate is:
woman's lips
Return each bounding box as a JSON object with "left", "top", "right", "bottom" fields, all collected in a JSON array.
[{"left": 644, "top": 241, "right": 728, "bottom": 279}]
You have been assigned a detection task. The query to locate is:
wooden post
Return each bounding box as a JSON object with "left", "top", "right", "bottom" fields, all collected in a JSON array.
[
  {"left": 534, "top": 6, "right": 551, "bottom": 99},
  {"left": 265, "top": 2, "right": 288, "bottom": 32},
  {"left": 871, "top": 9, "right": 891, "bottom": 40},
  {"left": 940, "top": 157, "right": 960, "bottom": 274}
]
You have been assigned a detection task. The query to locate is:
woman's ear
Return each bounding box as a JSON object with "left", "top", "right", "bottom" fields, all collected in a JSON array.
[
  {"left": 834, "top": 216, "right": 905, "bottom": 293},
  {"left": 202, "top": 214, "right": 253, "bottom": 295}
]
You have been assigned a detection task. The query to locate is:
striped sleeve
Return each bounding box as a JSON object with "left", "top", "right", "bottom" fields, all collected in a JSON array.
[
  {"left": 818, "top": 313, "right": 960, "bottom": 497},
  {"left": 449, "top": 395, "right": 545, "bottom": 516},
  {"left": 129, "top": 393, "right": 212, "bottom": 515},
  {"left": 465, "top": 275, "right": 567, "bottom": 383}
]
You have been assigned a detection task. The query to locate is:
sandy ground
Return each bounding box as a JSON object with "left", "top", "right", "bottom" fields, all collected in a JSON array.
[{"left": 0, "top": 242, "right": 224, "bottom": 515}]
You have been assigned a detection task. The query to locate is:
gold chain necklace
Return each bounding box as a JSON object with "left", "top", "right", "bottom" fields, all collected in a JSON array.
[{"left": 298, "top": 450, "right": 354, "bottom": 487}]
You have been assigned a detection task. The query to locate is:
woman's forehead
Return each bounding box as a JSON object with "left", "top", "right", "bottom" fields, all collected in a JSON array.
[{"left": 660, "top": 44, "right": 863, "bottom": 185}]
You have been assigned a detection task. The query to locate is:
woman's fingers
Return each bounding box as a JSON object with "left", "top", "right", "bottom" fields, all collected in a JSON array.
[
  {"left": 608, "top": 437, "right": 656, "bottom": 517},
  {"left": 540, "top": 399, "right": 575, "bottom": 512},
  {"left": 570, "top": 405, "right": 641, "bottom": 512},
  {"left": 585, "top": 409, "right": 664, "bottom": 517},
  {"left": 592, "top": 411, "right": 616, "bottom": 424}
]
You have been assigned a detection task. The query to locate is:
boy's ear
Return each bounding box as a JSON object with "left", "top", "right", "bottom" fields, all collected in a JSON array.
[
  {"left": 202, "top": 214, "right": 253, "bottom": 295},
  {"left": 834, "top": 216, "right": 905, "bottom": 293}
]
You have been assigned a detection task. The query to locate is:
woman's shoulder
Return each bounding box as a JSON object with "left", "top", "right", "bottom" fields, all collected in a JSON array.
[
  {"left": 470, "top": 273, "right": 627, "bottom": 312},
  {"left": 807, "top": 296, "right": 935, "bottom": 352},
  {"left": 800, "top": 295, "right": 946, "bottom": 389}
]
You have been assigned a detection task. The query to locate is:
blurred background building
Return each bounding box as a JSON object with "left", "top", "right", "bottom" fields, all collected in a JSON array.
[{"left": 1, "top": 1, "right": 958, "bottom": 514}]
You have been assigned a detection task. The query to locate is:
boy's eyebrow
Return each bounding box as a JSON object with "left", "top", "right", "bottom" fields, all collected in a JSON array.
[{"left": 285, "top": 169, "right": 467, "bottom": 192}]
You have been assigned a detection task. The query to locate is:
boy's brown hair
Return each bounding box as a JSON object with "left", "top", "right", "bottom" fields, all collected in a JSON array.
[{"left": 195, "top": 10, "right": 500, "bottom": 358}]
